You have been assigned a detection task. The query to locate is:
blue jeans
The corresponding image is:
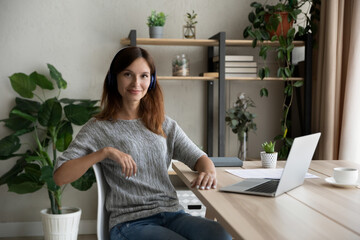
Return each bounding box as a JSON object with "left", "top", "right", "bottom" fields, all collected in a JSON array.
[{"left": 110, "top": 210, "right": 232, "bottom": 240}]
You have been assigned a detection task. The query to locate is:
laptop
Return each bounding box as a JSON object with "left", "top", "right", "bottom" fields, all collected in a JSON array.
[{"left": 220, "top": 133, "right": 321, "bottom": 197}]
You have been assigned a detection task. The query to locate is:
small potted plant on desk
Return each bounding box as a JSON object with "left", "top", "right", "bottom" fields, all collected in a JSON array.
[
  {"left": 261, "top": 141, "right": 278, "bottom": 168},
  {"left": 147, "top": 10, "right": 167, "bottom": 38},
  {"left": 0, "top": 64, "right": 99, "bottom": 239}
]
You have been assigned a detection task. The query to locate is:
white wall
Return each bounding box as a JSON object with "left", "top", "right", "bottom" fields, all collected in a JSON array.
[{"left": 0, "top": 0, "right": 297, "bottom": 234}]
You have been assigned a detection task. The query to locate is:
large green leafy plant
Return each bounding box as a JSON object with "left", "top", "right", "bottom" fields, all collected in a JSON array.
[{"left": 0, "top": 64, "right": 99, "bottom": 214}]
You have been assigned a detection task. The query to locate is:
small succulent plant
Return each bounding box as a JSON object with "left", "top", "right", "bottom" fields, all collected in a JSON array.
[{"left": 262, "top": 141, "right": 276, "bottom": 153}]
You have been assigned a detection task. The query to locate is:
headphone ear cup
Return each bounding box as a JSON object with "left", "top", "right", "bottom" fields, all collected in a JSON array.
[
  {"left": 107, "top": 72, "right": 112, "bottom": 89},
  {"left": 148, "top": 73, "right": 156, "bottom": 90}
]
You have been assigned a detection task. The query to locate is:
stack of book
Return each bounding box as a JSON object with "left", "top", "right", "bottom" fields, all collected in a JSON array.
[{"left": 213, "top": 55, "right": 257, "bottom": 78}]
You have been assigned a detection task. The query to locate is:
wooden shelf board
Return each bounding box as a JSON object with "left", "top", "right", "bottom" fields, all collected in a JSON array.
[
  {"left": 158, "top": 76, "right": 217, "bottom": 81},
  {"left": 121, "top": 38, "right": 305, "bottom": 47},
  {"left": 226, "top": 77, "right": 303, "bottom": 81},
  {"left": 157, "top": 76, "right": 303, "bottom": 81},
  {"left": 120, "top": 38, "right": 218, "bottom": 46},
  {"left": 226, "top": 39, "right": 305, "bottom": 47}
]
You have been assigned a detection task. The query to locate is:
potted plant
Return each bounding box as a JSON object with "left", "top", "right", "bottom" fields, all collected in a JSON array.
[
  {"left": 147, "top": 10, "right": 167, "bottom": 38},
  {"left": 243, "top": 0, "right": 320, "bottom": 159},
  {"left": 225, "top": 93, "right": 257, "bottom": 161},
  {"left": 183, "top": 10, "right": 198, "bottom": 39},
  {"left": 0, "top": 64, "right": 99, "bottom": 239},
  {"left": 260, "top": 141, "right": 278, "bottom": 168}
]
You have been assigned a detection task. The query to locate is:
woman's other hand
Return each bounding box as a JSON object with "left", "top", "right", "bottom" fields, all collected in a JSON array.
[{"left": 104, "top": 147, "right": 137, "bottom": 178}]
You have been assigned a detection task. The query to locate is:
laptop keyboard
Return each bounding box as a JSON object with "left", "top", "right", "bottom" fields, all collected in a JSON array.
[{"left": 245, "top": 180, "right": 280, "bottom": 193}]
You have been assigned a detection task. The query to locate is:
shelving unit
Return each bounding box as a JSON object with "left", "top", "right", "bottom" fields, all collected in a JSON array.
[{"left": 120, "top": 30, "right": 312, "bottom": 157}]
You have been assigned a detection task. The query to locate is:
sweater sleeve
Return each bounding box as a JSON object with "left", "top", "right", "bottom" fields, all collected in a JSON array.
[{"left": 165, "top": 117, "right": 206, "bottom": 170}]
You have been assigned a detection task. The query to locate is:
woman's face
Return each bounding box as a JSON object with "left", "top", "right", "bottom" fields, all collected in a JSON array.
[{"left": 116, "top": 57, "right": 151, "bottom": 105}]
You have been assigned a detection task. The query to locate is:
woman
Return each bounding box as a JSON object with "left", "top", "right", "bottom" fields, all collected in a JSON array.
[{"left": 54, "top": 47, "right": 231, "bottom": 240}]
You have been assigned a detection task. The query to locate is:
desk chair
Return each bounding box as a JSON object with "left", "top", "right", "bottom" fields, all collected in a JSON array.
[{"left": 93, "top": 163, "right": 110, "bottom": 240}]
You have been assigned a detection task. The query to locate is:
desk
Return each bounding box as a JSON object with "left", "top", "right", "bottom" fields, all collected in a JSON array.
[{"left": 172, "top": 160, "right": 360, "bottom": 240}]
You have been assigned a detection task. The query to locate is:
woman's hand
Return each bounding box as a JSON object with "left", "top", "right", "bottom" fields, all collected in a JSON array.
[
  {"left": 104, "top": 147, "right": 137, "bottom": 178},
  {"left": 191, "top": 155, "right": 217, "bottom": 190},
  {"left": 191, "top": 171, "right": 217, "bottom": 190}
]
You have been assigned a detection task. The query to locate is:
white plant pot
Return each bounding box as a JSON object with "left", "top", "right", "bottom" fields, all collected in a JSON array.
[
  {"left": 260, "top": 151, "right": 278, "bottom": 168},
  {"left": 41, "top": 207, "right": 82, "bottom": 240}
]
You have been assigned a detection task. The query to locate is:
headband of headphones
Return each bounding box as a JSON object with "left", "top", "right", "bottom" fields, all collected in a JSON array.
[{"left": 107, "top": 47, "right": 156, "bottom": 91}]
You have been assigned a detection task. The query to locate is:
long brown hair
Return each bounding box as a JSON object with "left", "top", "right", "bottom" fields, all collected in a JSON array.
[{"left": 95, "top": 47, "right": 165, "bottom": 137}]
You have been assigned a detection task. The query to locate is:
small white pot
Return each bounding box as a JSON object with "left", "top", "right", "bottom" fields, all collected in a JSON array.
[
  {"left": 41, "top": 207, "right": 82, "bottom": 240},
  {"left": 260, "top": 151, "right": 278, "bottom": 168}
]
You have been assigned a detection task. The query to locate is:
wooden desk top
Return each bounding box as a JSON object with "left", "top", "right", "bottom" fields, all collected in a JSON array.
[{"left": 172, "top": 160, "right": 360, "bottom": 240}]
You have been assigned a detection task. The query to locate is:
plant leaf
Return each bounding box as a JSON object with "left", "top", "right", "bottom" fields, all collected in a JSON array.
[
  {"left": 47, "top": 64, "right": 67, "bottom": 89},
  {"left": 248, "top": 12, "right": 256, "bottom": 23},
  {"left": 0, "top": 135, "right": 21, "bottom": 159},
  {"left": 231, "top": 119, "right": 239, "bottom": 127},
  {"left": 60, "top": 98, "right": 99, "bottom": 107},
  {"left": 9, "top": 73, "right": 36, "bottom": 98},
  {"left": 259, "top": 45, "right": 268, "bottom": 59},
  {"left": 0, "top": 157, "right": 26, "bottom": 185},
  {"left": 64, "top": 104, "right": 92, "bottom": 125},
  {"left": 71, "top": 168, "right": 96, "bottom": 191},
  {"left": 294, "top": 81, "right": 303, "bottom": 87},
  {"left": 284, "top": 67, "right": 292, "bottom": 77},
  {"left": 56, "top": 121, "right": 73, "bottom": 152},
  {"left": 10, "top": 109, "right": 37, "bottom": 122},
  {"left": 15, "top": 97, "right": 41, "bottom": 113},
  {"left": 29, "top": 71, "right": 54, "bottom": 90},
  {"left": 8, "top": 173, "right": 43, "bottom": 194},
  {"left": 252, "top": 39, "right": 257, "bottom": 48},
  {"left": 38, "top": 98, "right": 62, "bottom": 127},
  {"left": 260, "top": 88, "right": 268, "bottom": 97},
  {"left": 1, "top": 112, "right": 33, "bottom": 131},
  {"left": 40, "top": 166, "right": 60, "bottom": 192}
]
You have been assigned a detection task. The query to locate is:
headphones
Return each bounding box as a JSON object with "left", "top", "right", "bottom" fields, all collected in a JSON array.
[{"left": 106, "top": 47, "right": 156, "bottom": 91}]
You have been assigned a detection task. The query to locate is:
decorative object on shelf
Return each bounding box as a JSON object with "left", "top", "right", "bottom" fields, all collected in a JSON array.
[
  {"left": 183, "top": 10, "right": 197, "bottom": 39},
  {"left": 225, "top": 93, "right": 257, "bottom": 161},
  {"left": 147, "top": 10, "right": 167, "bottom": 38},
  {"left": 260, "top": 141, "right": 278, "bottom": 168},
  {"left": 172, "top": 54, "right": 190, "bottom": 76},
  {"left": 243, "top": 0, "right": 321, "bottom": 159},
  {"left": 0, "top": 64, "right": 100, "bottom": 238}
]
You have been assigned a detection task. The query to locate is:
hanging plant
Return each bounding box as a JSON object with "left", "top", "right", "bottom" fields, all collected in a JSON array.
[{"left": 243, "top": 0, "right": 320, "bottom": 159}]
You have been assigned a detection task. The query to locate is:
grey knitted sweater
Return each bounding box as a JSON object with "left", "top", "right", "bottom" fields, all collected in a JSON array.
[{"left": 55, "top": 116, "right": 205, "bottom": 230}]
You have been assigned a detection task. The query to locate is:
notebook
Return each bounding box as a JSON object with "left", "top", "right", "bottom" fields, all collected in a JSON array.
[{"left": 220, "top": 133, "right": 321, "bottom": 197}]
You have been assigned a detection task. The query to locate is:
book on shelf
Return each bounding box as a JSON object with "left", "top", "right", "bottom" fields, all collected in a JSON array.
[
  {"left": 225, "top": 67, "right": 257, "bottom": 73},
  {"left": 225, "top": 73, "right": 257, "bottom": 77},
  {"left": 225, "top": 61, "right": 257, "bottom": 67},
  {"left": 213, "top": 55, "right": 254, "bottom": 62},
  {"left": 202, "top": 72, "right": 257, "bottom": 78}
]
